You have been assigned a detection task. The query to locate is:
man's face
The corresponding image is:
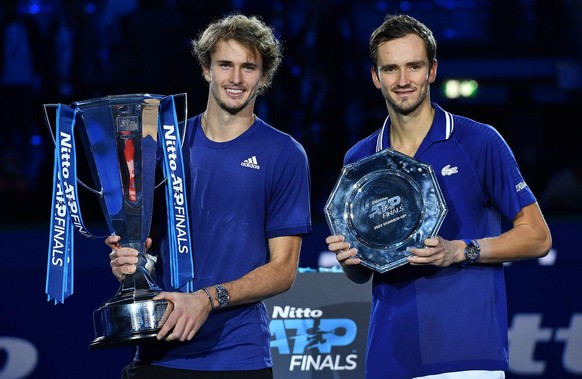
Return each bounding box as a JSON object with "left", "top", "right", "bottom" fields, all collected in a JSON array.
[
  {"left": 371, "top": 34, "right": 437, "bottom": 116},
  {"left": 204, "top": 39, "right": 265, "bottom": 115}
]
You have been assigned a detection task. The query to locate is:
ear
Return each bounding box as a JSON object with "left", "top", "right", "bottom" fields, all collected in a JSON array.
[
  {"left": 370, "top": 66, "right": 381, "bottom": 89},
  {"left": 428, "top": 59, "right": 438, "bottom": 84},
  {"left": 202, "top": 67, "right": 211, "bottom": 82}
]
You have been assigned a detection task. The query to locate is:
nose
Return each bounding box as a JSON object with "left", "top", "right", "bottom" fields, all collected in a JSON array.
[
  {"left": 396, "top": 70, "right": 409, "bottom": 86},
  {"left": 230, "top": 68, "right": 242, "bottom": 84}
]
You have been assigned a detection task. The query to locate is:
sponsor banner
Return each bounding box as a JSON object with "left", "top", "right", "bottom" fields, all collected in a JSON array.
[{"left": 265, "top": 272, "right": 371, "bottom": 378}]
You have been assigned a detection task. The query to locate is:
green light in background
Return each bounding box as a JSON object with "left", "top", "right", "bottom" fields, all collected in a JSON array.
[{"left": 443, "top": 79, "right": 479, "bottom": 99}]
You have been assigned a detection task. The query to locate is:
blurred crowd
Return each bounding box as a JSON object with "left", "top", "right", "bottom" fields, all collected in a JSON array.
[{"left": 1, "top": 0, "right": 581, "bottom": 227}]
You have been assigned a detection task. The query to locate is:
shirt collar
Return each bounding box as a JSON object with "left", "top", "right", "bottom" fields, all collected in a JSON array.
[{"left": 376, "top": 103, "right": 454, "bottom": 153}]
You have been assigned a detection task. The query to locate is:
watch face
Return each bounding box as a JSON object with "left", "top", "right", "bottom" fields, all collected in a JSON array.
[
  {"left": 214, "top": 284, "right": 230, "bottom": 309},
  {"left": 466, "top": 246, "right": 479, "bottom": 260}
]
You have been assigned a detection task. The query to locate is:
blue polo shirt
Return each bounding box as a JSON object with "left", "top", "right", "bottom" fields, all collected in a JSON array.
[{"left": 344, "top": 103, "right": 536, "bottom": 379}]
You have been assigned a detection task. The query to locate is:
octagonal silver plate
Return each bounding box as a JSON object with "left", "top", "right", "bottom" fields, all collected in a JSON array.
[{"left": 324, "top": 148, "right": 448, "bottom": 273}]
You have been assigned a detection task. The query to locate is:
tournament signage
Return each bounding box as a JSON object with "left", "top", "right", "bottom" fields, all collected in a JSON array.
[{"left": 265, "top": 271, "right": 371, "bottom": 378}]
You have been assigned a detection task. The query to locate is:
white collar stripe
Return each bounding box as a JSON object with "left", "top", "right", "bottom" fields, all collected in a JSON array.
[
  {"left": 444, "top": 110, "right": 454, "bottom": 139},
  {"left": 376, "top": 116, "right": 390, "bottom": 153}
]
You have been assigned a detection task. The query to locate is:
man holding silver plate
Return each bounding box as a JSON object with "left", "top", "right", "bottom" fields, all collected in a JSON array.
[{"left": 325, "top": 14, "right": 552, "bottom": 379}]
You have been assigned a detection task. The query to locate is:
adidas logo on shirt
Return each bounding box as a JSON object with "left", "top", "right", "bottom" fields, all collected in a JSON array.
[{"left": 241, "top": 156, "right": 260, "bottom": 170}]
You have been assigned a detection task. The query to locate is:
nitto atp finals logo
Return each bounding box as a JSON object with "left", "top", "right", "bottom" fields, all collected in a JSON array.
[{"left": 269, "top": 305, "right": 359, "bottom": 372}]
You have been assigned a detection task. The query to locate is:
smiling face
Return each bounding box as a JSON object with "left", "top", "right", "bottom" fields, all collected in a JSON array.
[
  {"left": 203, "top": 39, "right": 266, "bottom": 116},
  {"left": 371, "top": 33, "right": 437, "bottom": 117}
]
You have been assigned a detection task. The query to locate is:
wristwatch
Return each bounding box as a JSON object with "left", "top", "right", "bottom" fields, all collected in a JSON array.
[
  {"left": 214, "top": 284, "right": 230, "bottom": 309},
  {"left": 462, "top": 239, "right": 480, "bottom": 264}
]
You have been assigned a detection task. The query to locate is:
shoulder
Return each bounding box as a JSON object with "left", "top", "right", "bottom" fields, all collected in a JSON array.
[
  {"left": 446, "top": 111, "right": 510, "bottom": 155},
  {"left": 450, "top": 113, "right": 504, "bottom": 142},
  {"left": 254, "top": 117, "right": 307, "bottom": 156},
  {"left": 431, "top": 104, "right": 518, "bottom": 170}
]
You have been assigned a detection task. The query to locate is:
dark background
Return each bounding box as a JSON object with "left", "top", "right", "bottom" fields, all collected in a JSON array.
[
  {"left": 1, "top": 0, "right": 581, "bottom": 231},
  {"left": 1, "top": 1, "right": 581, "bottom": 378}
]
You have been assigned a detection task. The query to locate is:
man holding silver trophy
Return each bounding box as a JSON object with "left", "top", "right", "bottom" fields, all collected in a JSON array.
[
  {"left": 325, "top": 14, "right": 552, "bottom": 379},
  {"left": 107, "top": 14, "right": 311, "bottom": 379}
]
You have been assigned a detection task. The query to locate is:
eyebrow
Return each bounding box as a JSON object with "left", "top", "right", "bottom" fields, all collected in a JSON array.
[{"left": 379, "top": 60, "right": 426, "bottom": 69}]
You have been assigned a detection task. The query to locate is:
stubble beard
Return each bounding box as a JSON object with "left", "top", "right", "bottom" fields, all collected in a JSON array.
[
  {"left": 210, "top": 83, "right": 259, "bottom": 115},
  {"left": 385, "top": 86, "right": 428, "bottom": 117}
]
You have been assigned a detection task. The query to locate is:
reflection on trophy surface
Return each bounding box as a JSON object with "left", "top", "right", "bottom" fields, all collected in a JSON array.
[
  {"left": 44, "top": 93, "right": 190, "bottom": 349},
  {"left": 324, "top": 148, "right": 447, "bottom": 273}
]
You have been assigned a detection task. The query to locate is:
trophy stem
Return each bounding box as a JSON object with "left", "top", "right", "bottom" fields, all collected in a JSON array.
[
  {"left": 115, "top": 253, "right": 162, "bottom": 298},
  {"left": 89, "top": 248, "right": 168, "bottom": 350}
]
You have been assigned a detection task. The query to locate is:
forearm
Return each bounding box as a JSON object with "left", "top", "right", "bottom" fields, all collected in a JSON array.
[
  {"left": 474, "top": 202, "right": 552, "bottom": 264},
  {"left": 206, "top": 236, "right": 302, "bottom": 308}
]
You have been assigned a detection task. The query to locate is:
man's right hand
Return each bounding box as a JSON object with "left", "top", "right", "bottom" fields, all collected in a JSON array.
[
  {"left": 326, "top": 234, "right": 372, "bottom": 284},
  {"left": 326, "top": 234, "right": 361, "bottom": 267},
  {"left": 106, "top": 235, "right": 145, "bottom": 281}
]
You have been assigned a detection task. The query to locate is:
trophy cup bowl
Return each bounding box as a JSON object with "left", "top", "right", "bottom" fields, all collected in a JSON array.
[
  {"left": 324, "top": 148, "right": 448, "bottom": 273},
  {"left": 45, "top": 93, "right": 187, "bottom": 349}
]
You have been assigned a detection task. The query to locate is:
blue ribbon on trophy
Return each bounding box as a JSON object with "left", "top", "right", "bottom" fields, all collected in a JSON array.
[
  {"left": 46, "top": 103, "right": 104, "bottom": 303},
  {"left": 45, "top": 94, "right": 194, "bottom": 305},
  {"left": 159, "top": 95, "right": 194, "bottom": 292}
]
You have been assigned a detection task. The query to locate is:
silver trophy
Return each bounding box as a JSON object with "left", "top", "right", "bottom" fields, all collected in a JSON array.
[
  {"left": 44, "top": 93, "right": 191, "bottom": 349},
  {"left": 324, "top": 148, "right": 447, "bottom": 273}
]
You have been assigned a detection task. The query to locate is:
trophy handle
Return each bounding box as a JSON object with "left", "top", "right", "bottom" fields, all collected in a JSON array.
[
  {"left": 153, "top": 92, "right": 188, "bottom": 190},
  {"left": 43, "top": 103, "right": 103, "bottom": 197},
  {"left": 173, "top": 92, "right": 188, "bottom": 136}
]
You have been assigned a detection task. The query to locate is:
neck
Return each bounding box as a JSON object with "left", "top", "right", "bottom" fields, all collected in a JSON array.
[
  {"left": 389, "top": 106, "right": 435, "bottom": 157},
  {"left": 201, "top": 110, "right": 256, "bottom": 142}
]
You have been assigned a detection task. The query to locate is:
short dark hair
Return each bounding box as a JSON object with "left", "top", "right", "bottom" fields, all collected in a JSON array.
[{"left": 369, "top": 14, "right": 437, "bottom": 70}]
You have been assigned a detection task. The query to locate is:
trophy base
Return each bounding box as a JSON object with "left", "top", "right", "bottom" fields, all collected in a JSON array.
[{"left": 89, "top": 294, "right": 168, "bottom": 350}]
